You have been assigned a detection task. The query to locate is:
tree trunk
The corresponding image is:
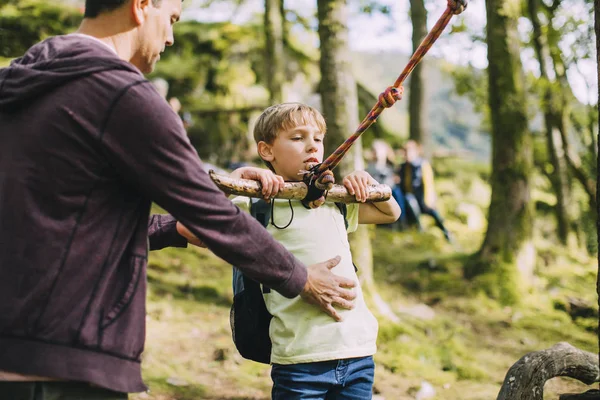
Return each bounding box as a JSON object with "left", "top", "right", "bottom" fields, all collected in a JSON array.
[
  {"left": 496, "top": 342, "right": 599, "bottom": 400},
  {"left": 595, "top": 0, "right": 599, "bottom": 385},
  {"left": 318, "top": 0, "right": 358, "bottom": 178},
  {"left": 318, "top": 0, "right": 397, "bottom": 321},
  {"left": 409, "top": 0, "right": 429, "bottom": 154},
  {"left": 465, "top": 0, "right": 534, "bottom": 304},
  {"left": 526, "top": 0, "right": 571, "bottom": 244},
  {"left": 264, "top": 0, "right": 284, "bottom": 104}
]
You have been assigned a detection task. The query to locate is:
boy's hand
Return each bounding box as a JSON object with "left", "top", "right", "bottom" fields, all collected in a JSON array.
[
  {"left": 342, "top": 171, "right": 377, "bottom": 203},
  {"left": 230, "top": 166, "right": 284, "bottom": 200},
  {"left": 307, "top": 196, "right": 326, "bottom": 209}
]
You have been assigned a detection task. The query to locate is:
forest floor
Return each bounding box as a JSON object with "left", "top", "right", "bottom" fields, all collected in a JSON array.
[{"left": 133, "top": 159, "right": 598, "bottom": 400}]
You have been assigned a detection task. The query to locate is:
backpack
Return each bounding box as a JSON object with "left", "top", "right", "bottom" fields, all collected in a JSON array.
[{"left": 230, "top": 198, "right": 348, "bottom": 364}]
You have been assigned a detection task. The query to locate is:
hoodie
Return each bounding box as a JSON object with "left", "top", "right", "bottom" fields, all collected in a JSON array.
[{"left": 0, "top": 35, "right": 307, "bottom": 393}]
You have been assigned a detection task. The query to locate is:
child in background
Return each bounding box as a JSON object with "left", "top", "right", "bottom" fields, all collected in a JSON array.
[
  {"left": 230, "top": 103, "right": 400, "bottom": 399},
  {"left": 397, "top": 140, "right": 451, "bottom": 242}
]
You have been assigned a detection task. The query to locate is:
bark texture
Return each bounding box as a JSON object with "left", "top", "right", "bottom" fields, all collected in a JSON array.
[
  {"left": 465, "top": 0, "right": 534, "bottom": 304},
  {"left": 595, "top": 0, "right": 600, "bottom": 383},
  {"left": 264, "top": 0, "right": 284, "bottom": 104},
  {"left": 317, "top": 0, "right": 359, "bottom": 179},
  {"left": 408, "top": 0, "right": 428, "bottom": 151},
  {"left": 209, "top": 171, "right": 391, "bottom": 203},
  {"left": 496, "top": 342, "right": 599, "bottom": 400}
]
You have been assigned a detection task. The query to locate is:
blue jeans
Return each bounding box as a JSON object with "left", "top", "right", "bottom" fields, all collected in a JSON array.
[{"left": 271, "top": 356, "right": 375, "bottom": 400}]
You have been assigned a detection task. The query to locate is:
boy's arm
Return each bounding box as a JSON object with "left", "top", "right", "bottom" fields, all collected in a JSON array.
[{"left": 343, "top": 171, "right": 401, "bottom": 225}]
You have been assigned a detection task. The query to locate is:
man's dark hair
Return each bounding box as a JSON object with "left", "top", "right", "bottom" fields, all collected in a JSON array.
[{"left": 84, "top": 0, "right": 163, "bottom": 18}]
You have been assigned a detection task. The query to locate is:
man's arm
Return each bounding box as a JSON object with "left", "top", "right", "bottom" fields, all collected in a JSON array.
[
  {"left": 98, "top": 80, "right": 355, "bottom": 313},
  {"left": 148, "top": 214, "right": 188, "bottom": 250}
]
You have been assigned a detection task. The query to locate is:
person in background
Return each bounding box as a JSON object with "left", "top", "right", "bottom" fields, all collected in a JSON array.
[
  {"left": 397, "top": 140, "right": 452, "bottom": 242},
  {"left": 366, "top": 139, "right": 404, "bottom": 230}
]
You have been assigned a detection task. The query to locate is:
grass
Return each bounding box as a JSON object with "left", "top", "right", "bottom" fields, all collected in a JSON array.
[{"left": 132, "top": 162, "right": 598, "bottom": 400}]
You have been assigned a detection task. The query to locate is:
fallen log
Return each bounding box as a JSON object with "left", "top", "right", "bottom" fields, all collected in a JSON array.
[
  {"left": 496, "top": 342, "right": 599, "bottom": 400},
  {"left": 209, "top": 170, "right": 392, "bottom": 203}
]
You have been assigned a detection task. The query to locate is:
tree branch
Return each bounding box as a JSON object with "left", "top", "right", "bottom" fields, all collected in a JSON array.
[
  {"left": 496, "top": 342, "right": 599, "bottom": 400},
  {"left": 209, "top": 170, "right": 392, "bottom": 203}
]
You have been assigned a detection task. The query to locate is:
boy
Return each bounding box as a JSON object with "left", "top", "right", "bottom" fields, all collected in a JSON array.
[
  {"left": 230, "top": 103, "right": 401, "bottom": 399},
  {"left": 397, "top": 140, "right": 451, "bottom": 242}
]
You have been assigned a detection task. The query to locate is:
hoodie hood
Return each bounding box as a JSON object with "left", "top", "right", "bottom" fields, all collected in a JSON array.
[{"left": 0, "top": 34, "right": 141, "bottom": 110}]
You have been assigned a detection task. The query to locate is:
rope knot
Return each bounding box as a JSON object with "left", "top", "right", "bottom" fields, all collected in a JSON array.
[
  {"left": 448, "top": 0, "right": 467, "bottom": 15},
  {"left": 315, "top": 170, "right": 335, "bottom": 191},
  {"left": 378, "top": 86, "right": 404, "bottom": 108}
]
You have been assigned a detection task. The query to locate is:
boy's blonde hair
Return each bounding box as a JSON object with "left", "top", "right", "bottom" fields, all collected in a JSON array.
[{"left": 253, "top": 103, "right": 327, "bottom": 145}]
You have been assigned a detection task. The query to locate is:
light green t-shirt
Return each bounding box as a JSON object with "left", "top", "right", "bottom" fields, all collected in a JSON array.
[{"left": 232, "top": 197, "right": 378, "bottom": 365}]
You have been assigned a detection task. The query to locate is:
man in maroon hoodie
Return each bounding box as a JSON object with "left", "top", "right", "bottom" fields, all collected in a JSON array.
[{"left": 0, "top": 0, "right": 357, "bottom": 398}]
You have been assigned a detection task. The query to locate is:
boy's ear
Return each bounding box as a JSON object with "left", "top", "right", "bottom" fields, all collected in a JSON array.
[
  {"left": 130, "top": 0, "right": 150, "bottom": 25},
  {"left": 257, "top": 141, "right": 274, "bottom": 162}
]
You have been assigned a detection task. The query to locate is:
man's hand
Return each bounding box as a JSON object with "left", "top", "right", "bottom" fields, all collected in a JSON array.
[
  {"left": 230, "top": 166, "right": 284, "bottom": 200},
  {"left": 300, "top": 256, "right": 357, "bottom": 321},
  {"left": 176, "top": 222, "right": 207, "bottom": 248}
]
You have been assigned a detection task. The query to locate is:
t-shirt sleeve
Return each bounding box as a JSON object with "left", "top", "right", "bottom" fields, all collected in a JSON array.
[
  {"left": 346, "top": 203, "right": 359, "bottom": 233},
  {"left": 231, "top": 196, "right": 251, "bottom": 214},
  {"left": 97, "top": 80, "right": 306, "bottom": 298}
]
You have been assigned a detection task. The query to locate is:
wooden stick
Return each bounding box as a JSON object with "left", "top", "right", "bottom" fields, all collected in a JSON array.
[{"left": 209, "top": 170, "right": 392, "bottom": 203}]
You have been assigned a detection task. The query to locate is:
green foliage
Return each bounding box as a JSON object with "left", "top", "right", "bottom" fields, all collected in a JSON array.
[
  {"left": 450, "top": 64, "right": 490, "bottom": 130},
  {"left": 0, "top": 0, "right": 82, "bottom": 57},
  {"left": 149, "top": 21, "right": 267, "bottom": 164},
  {"left": 152, "top": 21, "right": 263, "bottom": 102}
]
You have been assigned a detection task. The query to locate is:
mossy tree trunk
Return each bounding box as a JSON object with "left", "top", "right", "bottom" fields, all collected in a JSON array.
[
  {"left": 318, "top": 0, "right": 358, "bottom": 176},
  {"left": 464, "top": 0, "right": 534, "bottom": 304},
  {"left": 526, "top": 0, "right": 571, "bottom": 245},
  {"left": 595, "top": 0, "right": 599, "bottom": 381},
  {"left": 264, "top": 0, "right": 284, "bottom": 104},
  {"left": 318, "top": 0, "right": 397, "bottom": 320},
  {"left": 409, "top": 0, "right": 429, "bottom": 154}
]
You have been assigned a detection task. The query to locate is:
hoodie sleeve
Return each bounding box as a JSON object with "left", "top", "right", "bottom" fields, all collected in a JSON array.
[
  {"left": 98, "top": 80, "right": 306, "bottom": 298},
  {"left": 148, "top": 214, "right": 188, "bottom": 250}
]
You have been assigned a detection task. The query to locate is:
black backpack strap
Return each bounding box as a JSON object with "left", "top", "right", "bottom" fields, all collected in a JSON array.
[
  {"left": 249, "top": 198, "right": 272, "bottom": 293},
  {"left": 250, "top": 198, "right": 271, "bottom": 227},
  {"left": 334, "top": 202, "right": 348, "bottom": 230}
]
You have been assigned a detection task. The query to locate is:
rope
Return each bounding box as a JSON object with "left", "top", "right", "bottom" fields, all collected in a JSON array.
[{"left": 311, "top": 0, "right": 467, "bottom": 178}]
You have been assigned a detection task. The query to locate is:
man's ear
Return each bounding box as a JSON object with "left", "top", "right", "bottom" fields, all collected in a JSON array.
[
  {"left": 257, "top": 141, "right": 274, "bottom": 162},
  {"left": 131, "top": 0, "right": 150, "bottom": 25}
]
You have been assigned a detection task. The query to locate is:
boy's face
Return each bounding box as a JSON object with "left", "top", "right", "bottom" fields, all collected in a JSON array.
[
  {"left": 261, "top": 122, "right": 325, "bottom": 181},
  {"left": 405, "top": 144, "right": 418, "bottom": 161}
]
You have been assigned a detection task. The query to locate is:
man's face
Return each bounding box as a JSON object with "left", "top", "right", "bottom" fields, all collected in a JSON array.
[{"left": 132, "top": 0, "right": 181, "bottom": 74}]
